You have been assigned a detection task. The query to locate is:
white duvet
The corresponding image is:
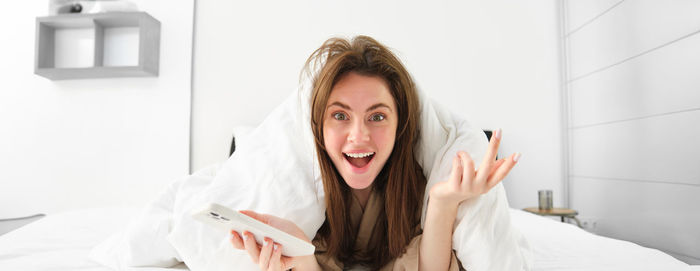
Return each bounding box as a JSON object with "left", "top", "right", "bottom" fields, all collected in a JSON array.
[{"left": 89, "top": 84, "right": 531, "bottom": 270}]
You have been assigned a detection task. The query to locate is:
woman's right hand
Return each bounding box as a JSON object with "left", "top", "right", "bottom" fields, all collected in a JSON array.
[
  {"left": 229, "top": 210, "right": 320, "bottom": 271},
  {"left": 429, "top": 128, "right": 520, "bottom": 208}
]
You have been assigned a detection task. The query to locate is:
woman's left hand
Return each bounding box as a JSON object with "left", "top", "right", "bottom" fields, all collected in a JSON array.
[{"left": 429, "top": 129, "right": 521, "bottom": 208}]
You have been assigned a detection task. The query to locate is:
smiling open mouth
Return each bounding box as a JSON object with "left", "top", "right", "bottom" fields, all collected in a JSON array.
[{"left": 343, "top": 152, "right": 375, "bottom": 168}]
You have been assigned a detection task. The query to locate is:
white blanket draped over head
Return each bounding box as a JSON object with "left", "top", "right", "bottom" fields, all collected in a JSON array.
[{"left": 90, "top": 83, "right": 532, "bottom": 271}]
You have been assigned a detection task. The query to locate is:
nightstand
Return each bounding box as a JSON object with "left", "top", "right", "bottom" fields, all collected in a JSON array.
[{"left": 523, "top": 207, "right": 582, "bottom": 228}]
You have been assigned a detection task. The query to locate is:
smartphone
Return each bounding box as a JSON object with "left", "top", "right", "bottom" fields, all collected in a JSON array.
[{"left": 191, "top": 203, "right": 315, "bottom": 257}]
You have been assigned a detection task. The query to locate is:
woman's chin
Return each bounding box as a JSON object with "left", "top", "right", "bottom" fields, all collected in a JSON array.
[{"left": 341, "top": 173, "right": 377, "bottom": 190}]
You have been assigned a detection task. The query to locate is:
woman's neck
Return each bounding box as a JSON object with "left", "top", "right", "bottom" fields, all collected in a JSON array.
[{"left": 351, "top": 186, "right": 373, "bottom": 211}]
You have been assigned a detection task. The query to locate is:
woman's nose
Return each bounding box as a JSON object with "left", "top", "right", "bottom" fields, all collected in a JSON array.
[{"left": 347, "top": 120, "right": 370, "bottom": 143}]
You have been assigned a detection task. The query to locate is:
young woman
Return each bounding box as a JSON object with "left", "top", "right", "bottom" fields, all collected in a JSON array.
[{"left": 230, "top": 36, "right": 521, "bottom": 271}]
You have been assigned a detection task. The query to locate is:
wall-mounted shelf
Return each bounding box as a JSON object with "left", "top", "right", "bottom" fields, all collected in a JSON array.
[{"left": 35, "top": 11, "right": 160, "bottom": 80}]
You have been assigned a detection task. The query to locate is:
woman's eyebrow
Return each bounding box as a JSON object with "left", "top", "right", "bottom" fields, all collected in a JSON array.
[
  {"left": 366, "top": 103, "right": 392, "bottom": 112},
  {"left": 328, "top": 101, "right": 350, "bottom": 110},
  {"left": 327, "top": 101, "right": 393, "bottom": 112}
]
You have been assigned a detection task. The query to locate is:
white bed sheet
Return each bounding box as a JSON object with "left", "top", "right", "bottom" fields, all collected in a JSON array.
[
  {"left": 511, "top": 209, "right": 695, "bottom": 271},
  {"left": 0, "top": 207, "right": 696, "bottom": 271},
  {"left": 0, "top": 207, "right": 187, "bottom": 271}
]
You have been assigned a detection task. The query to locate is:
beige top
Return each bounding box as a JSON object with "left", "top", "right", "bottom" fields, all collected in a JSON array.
[{"left": 313, "top": 190, "right": 461, "bottom": 271}]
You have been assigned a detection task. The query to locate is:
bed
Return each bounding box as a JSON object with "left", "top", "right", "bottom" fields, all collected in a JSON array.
[
  {"left": 2, "top": 126, "right": 699, "bottom": 270},
  {"left": 0, "top": 205, "right": 696, "bottom": 271}
]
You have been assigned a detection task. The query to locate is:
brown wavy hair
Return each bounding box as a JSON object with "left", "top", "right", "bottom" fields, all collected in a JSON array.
[{"left": 305, "top": 35, "right": 426, "bottom": 269}]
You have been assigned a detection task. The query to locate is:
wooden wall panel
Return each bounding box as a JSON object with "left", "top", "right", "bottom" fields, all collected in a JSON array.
[
  {"left": 571, "top": 110, "right": 700, "bottom": 186},
  {"left": 569, "top": 32, "right": 700, "bottom": 128},
  {"left": 565, "top": 1, "right": 700, "bottom": 264},
  {"left": 571, "top": 177, "right": 700, "bottom": 263},
  {"left": 568, "top": 0, "right": 700, "bottom": 80}
]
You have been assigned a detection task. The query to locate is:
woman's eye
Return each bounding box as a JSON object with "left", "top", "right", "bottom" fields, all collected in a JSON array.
[
  {"left": 370, "top": 113, "right": 385, "bottom": 122},
  {"left": 333, "top": 112, "right": 348, "bottom": 120}
]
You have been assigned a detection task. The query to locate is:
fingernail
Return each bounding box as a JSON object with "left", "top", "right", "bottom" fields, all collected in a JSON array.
[
  {"left": 494, "top": 128, "right": 502, "bottom": 140},
  {"left": 513, "top": 152, "right": 521, "bottom": 162},
  {"left": 242, "top": 234, "right": 248, "bottom": 241},
  {"left": 273, "top": 244, "right": 279, "bottom": 251},
  {"left": 264, "top": 240, "right": 270, "bottom": 247}
]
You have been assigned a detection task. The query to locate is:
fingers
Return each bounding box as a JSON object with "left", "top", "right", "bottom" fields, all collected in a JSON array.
[
  {"left": 238, "top": 231, "right": 285, "bottom": 271},
  {"left": 240, "top": 210, "right": 269, "bottom": 224},
  {"left": 258, "top": 238, "right": 273, "bottom": 270},
  {"left": 280, "top": 255, "right": 295, "bottom": 270},
  {"left": 487, "top": 152, "right": 521, "bottom": 189},
  {"left": 457, "top": 151, "right": 475, "bottom": 188},
  {"left": 448, "top": 155, "right": 462, "bottom": 185},
  {"left": 242, "top": 231, "right": 260, "bottom": 263},
  {"left": 476, "top": 128, "right": 502, "bottom": 181},
  {"left": 269, "top": 243, "right": 283, "bottom": 271},
  {"left": 230, "top": 230, "right": 244, "bottom": 249},
  {"left": 486, "top": 158, "right": 506, "bottom": 179}
]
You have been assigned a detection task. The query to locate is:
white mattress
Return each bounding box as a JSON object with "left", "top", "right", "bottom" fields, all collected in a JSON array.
[{"left": 0, "top": 207, "right": 695, "bottom": 271}]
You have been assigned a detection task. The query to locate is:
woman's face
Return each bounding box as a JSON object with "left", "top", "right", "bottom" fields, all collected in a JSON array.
[{"left": 323, "top": 72, "right": 398, "bottom": 190}]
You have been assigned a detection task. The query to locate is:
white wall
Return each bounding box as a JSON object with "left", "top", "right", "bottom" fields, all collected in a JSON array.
[
  {"left": 0, "top": 1, "right": 193, "bottom": 218},
  {"left": 191, "top": 0, "right": 562, "bottom": 209},
  {"left": 564, "top": 0, "right": 700, "bottom": 264}
]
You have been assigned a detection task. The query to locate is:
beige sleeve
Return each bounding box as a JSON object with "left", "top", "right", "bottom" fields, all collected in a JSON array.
[{"left": 383, "top": 234, "right": 462, "bottom": 271}]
